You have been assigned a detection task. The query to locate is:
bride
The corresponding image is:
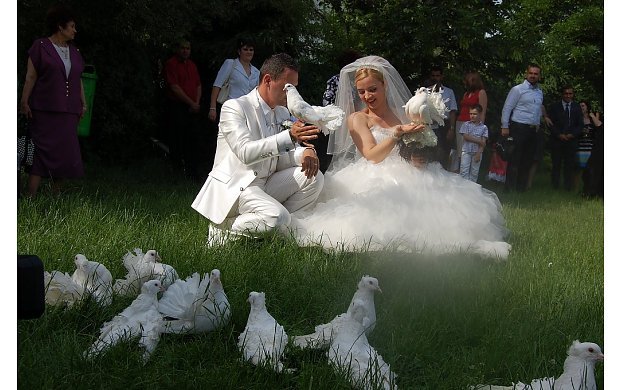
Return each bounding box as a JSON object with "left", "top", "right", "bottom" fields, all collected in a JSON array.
[{"left": 290, "top": 56, "right": 511, "bottom": 259}]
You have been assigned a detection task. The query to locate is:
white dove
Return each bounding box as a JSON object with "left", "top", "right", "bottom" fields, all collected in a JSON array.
[
  {"left": 159, "top": 269, "right": 231, "bottom": 334},
  {"left": 238, "top": 291, "right": 291, "bottom": 373},
  {"left": 283, "top": 83, "right": 345, "bottom": 134},
  {"left": 472, "top": 340, "right": 604, "bottom": 390},
  {"left": 292, "top": 275, "right": 382, "bottom": 349},
  {"left": 43, "top": 254, "right": 114, "bottom": 307},
  {"left": 84, "top": 279, "right": 165, "bottom": 362},
  {"left": 403, "top": 86, "right": 448, "bottom": 126},
  {"left": 72, "top": 254, "right": 114, "bottom": 305},
  {"left": 113, "top": 248, "right": 178, "bottom": 296},
  {"left": 327, "top": 299, "right": 398, "bottom": 390},
  {"left": 43, "top": 270, "right": 84, "bottom": 307}
]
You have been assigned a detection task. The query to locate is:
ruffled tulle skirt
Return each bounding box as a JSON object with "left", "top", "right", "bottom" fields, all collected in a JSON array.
[{"left": 291, "top": 157, "right": 511, "bottom": 259}]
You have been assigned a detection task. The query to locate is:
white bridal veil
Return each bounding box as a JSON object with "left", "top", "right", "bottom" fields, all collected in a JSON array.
[{"left": 326, "top": 55, "right": 413, "bottom": 170}]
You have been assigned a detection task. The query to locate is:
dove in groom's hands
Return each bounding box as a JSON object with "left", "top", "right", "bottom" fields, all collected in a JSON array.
[{"left": 284, "top": 83, "right": 345, "bottom": 135}]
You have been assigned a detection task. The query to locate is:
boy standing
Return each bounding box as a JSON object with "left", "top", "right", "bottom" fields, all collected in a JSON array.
[{"left": 459, "top": 104, "right": 488, "bottom": 182}]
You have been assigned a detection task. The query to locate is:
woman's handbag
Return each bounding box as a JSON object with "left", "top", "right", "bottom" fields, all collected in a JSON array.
[
  {"left": 17, "top": 115, "right": 34, "bottom": 168},
  {"left": 496, "top": 136, "right": 515, "bottom": 162},
  {"left": 216, "top": 59, "right": 235, "bottom": 104}
]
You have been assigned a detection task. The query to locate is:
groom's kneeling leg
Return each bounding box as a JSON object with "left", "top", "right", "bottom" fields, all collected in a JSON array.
[
  {"left": 232, "top": 185, "right": 292, "bottom": 235},
  {"left": 266, "top": 168, "right": 324, "bottom": 214}
]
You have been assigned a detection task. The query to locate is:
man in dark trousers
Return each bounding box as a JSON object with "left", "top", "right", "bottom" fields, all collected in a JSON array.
[
  {"left": 164, "top": 39, "right": 202, "bottom": 180},
  {"left": 500, "top": 63, "right": 545, "bottom": 192},
  {"left": 547, "top": 86, "right": 583, "bottom": 190}
]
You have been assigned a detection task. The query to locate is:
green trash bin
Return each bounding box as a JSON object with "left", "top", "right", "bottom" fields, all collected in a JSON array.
[{"left": 78, "top": 65, "right": 97, "bottom": 137}]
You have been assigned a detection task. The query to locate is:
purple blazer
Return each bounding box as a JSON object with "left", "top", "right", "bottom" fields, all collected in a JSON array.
[{"left": 27, "top": 38, "right": 85, "bottom": 115}]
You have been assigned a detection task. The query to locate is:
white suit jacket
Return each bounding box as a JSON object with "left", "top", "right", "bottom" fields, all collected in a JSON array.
[{"left": 191, "top": 88, "right": 305, "bottom": 224}]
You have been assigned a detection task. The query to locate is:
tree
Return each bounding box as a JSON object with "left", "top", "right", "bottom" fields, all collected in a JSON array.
[{"left": 17, "top": 0, "right": 603, "bottom": 163}]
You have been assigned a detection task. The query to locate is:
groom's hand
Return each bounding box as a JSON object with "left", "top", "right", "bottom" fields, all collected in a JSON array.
[
  {"left": 290, "top": 121, "right": 320, "bottom": 143},
  {"left": 301, "top": 148, "right": 320, "bottom": 178}
]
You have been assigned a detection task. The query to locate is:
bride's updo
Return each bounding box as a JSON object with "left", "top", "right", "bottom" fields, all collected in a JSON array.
[{"left": 355, "top": 67, "right": 384, "bottom": 84}]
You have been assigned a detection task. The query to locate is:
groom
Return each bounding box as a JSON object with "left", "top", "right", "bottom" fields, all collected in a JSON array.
[{"left": 192, "top": 53, "right": 324, "bottom": 243}]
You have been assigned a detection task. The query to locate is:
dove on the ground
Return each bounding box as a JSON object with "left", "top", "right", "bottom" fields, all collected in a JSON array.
[
  {"left": 292, "top": 275, "right": 382, "bottom": 349},
  {"left": 472, "top": 340, "right": 604, "bottom": 390},
  {"left": 84, "top": 279, "right": 165, "bottom": 362},
  {"left": 73, "top": 254, "right": 114, "bottom": 305},
  {"left": 113, "top": 248, "right": 178, "bottom": 296},
  {"left": 159, "top": 269, "right": 231, "bottom": 334},
  {"left": 238, "top": 291, "right": 291, "bottom": 373},
  {"left": 283, "top": 83, "right": 344, "bottom": 134},
  {"left": 43, "top": 270, "right": 84, "bottom": 307},
  {"left": 327, "top": 299, "right": 398, "bottom": 390},
  {"left": 43, "top": 254, "right": 114, "bottom": 307}
]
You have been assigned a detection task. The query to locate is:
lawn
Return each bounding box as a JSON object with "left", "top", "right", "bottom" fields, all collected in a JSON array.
[{"left": 17, "top": 156, "right": 604, "bottom": 389}]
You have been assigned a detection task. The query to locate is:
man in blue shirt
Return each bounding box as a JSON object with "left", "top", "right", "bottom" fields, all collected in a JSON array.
[{"left": 500, "top": 63, "right": 546, "bottom": 192}]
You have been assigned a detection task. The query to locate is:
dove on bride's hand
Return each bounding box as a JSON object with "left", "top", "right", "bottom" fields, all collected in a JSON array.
[{"left": 393, "top": 123, "right": 426, "bottom": 138}]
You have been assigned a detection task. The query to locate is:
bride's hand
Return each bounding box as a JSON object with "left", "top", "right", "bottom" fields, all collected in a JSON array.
[{"left": 393, "top": 123, "right": 426, "bottom": 138}]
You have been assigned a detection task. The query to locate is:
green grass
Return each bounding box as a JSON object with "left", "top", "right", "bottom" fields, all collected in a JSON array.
[{"left": 17, "top": 158, "right": 603, "bottom": 389}]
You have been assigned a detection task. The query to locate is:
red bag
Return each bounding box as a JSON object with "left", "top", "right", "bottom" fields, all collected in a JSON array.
[{"left": 487, "top": 144, "right": 507, "bottom": 183}]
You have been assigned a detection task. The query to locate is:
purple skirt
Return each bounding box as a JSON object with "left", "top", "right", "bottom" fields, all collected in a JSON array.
[{"left": 29, "top": 110, "right": 84, "bottom": 178}]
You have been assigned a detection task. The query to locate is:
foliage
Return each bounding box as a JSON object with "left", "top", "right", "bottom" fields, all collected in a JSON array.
[
  {"left": 312, "top": 0, "right": 604, "bottom": 131},
  {"left": 17, "top": 0, "right": 604, "bottom": 164}
]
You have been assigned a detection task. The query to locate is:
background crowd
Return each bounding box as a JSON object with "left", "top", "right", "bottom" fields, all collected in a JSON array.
[{"left": 17, "top": 1, "right": 604, "bottom": 200}]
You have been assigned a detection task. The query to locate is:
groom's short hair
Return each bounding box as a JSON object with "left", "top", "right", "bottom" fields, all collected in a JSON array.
[{"left": 259, "top": 53, "right": 299, "bottom": 83}]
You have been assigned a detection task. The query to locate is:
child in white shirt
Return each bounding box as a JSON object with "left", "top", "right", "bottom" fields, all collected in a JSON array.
[{"left": 459, "top": 104, "right": 488, "bottom": 182}]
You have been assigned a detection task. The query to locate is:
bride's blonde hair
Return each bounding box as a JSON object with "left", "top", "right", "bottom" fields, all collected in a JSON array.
[{"left": 355, "top": 67, "right": 384, "bottom": 84}]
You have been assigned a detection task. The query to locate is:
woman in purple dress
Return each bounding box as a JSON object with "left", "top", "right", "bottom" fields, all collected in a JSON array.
[{"left": 19, "top": 4, "right": 86, "bottom": 197}]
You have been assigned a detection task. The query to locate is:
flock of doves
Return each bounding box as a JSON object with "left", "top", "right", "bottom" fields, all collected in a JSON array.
[{"left": 44, "top": 249, "right": 603, "bottom": 390}]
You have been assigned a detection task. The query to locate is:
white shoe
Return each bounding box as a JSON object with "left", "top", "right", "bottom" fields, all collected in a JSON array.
[
  {"left": 207, "top": 224, "right": 228, "bottom": 248},
  {"left": 207, "top": 217, "right": 256, "bottom": 247}
]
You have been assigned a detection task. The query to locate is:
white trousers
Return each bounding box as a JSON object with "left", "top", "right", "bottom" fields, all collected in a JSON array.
[
  {"left": 228, "top": 167, "right": 324, "bottom": 235},
  {"left": 460, "top": 151, "right": 482, "bottom": 182}
]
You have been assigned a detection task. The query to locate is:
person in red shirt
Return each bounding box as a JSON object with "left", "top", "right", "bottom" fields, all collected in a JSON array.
[{"left": 164, "top": 39, "right": 202, "bottom": 180}]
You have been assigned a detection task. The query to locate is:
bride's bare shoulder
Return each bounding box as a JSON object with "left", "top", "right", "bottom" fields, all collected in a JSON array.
[{"left": 348, "top": 110, "right": 372, "bottom": 131}]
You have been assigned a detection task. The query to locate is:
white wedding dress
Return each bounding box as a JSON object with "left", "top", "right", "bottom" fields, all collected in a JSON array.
[{"left": 291, "top": 126, "right": 511, "bottom": 259}]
